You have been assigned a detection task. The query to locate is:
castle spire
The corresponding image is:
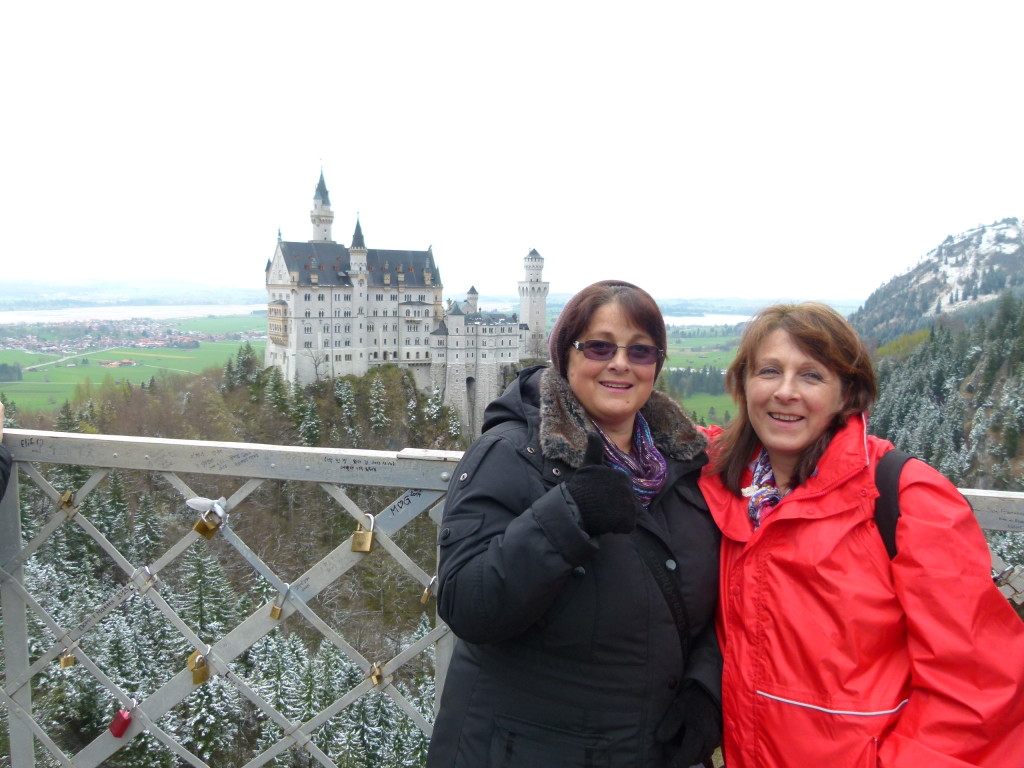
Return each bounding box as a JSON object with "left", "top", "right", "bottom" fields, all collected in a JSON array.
[
  {"left": 351, "top": 216, "right": 365, "bottom": 249},
  {"left": 310, "top": 171, "right": 334, "bottom": 242}
]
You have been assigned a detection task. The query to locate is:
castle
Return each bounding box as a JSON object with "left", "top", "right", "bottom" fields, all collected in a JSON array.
[{"left": 264, "top": 173, "right": 549, "bottom": 434}]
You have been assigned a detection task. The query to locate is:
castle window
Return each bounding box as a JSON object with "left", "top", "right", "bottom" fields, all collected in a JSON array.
[
  {"left": 318, "top": 310, "right": 324, "bottom": 318},
  {"left": 318, "top": 293, "right": 325, "bottom": 301},
  {"left": 304, "top": 293, "right": 311, "bottom": 301},
  {"left": 304, "top": 341, "right": 312, "bottom": 348},
  {"left": 376, "top": 294, "right": 384, "bottom": 301},
  {"left": 304, "top": 326, "right": 312, "bottom": 334},
  {"left": 345, "top": 354, "right": 352, "bottom": 361},
  {"left": 324, "top": 340, "right": 330, "bottom": 348},
  {"left": 344, "top": 325, "right": 351, "bottom": 333},
  {"left": 335, "top": 325, "right": 341, "bottom": 333},
  {"left": 304, "top": 310, "right": 311, "bottom": 318}
]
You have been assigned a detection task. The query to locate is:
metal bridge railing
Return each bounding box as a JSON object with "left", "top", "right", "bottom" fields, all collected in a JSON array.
[
  {"left": 1, "top": 429, "right": 462, "bottom": 768},
  {"left": 1, "top": 429, "right": 1022, "bottom": 767}
]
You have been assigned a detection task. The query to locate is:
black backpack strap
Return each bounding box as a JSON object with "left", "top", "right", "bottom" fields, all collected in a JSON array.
[
  {"left": 874, "top": 449, "right": 913, "bottom": 559},
  {"left": 632, "top": 527, "right": 691, "bottom": 665}
]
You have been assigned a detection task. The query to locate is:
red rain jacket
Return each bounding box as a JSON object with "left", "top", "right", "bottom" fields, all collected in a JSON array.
[{"left": 700, "top": 416, "right": 1024, "bottom": 767}]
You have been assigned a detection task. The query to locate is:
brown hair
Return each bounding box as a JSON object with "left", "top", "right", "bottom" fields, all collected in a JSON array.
[
  {"left": 548, "top": 280, "right": 667, "bottom": 377},
  {"left": 713, "top": 302, "right": 877, "bottom": 494}
]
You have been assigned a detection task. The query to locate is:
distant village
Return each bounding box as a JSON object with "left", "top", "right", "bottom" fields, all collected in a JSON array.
[{"left": 0, "top": 317, "right": 266, "bottom": 358}]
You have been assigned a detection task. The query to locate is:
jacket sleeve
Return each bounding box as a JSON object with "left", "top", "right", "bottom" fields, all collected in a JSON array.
[
  {"left": 0, "top": 443, "right": 12, "bottom": 500},
  {"left": 684, "top": 620, "right": 723, "bottom": 706},
  {"left": 879, "top": 459, "right": 1024, "bottom": 768},
  {"left": 435, "top": 433, "right": 597, "bottom": 644}
]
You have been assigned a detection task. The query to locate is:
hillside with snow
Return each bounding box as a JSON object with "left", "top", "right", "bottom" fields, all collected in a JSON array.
[{"left": 850, "top": 217, "right": 1024, "bottom": 346}]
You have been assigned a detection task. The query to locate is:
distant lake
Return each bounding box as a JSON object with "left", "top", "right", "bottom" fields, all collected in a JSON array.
[
  {"left": 663, "top": 314, "right": 749, "bottom": 326},
  {"left": 0, "top": 304, "right": 267, "bottom": 324}
]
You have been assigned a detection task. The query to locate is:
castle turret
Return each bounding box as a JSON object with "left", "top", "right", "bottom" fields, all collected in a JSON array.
[
  {"left": 518, "top": 249, "right": 549, "bottom": 359},
  {"left": 311, "top": 171, "right": 334, "bottom": 242}
]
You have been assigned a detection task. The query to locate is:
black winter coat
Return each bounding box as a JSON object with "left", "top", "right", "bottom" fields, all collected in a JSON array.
[
  {"left": 0, "top": 443, "right": 11, "bottom": 499},
  {"left": 426, "top": 366, "right": 721, "bottom": 768}
]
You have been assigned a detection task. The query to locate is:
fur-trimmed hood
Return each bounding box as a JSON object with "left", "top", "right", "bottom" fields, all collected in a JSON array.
[{"left": 482, "top": 365, "right": 706, "bottom": 469}]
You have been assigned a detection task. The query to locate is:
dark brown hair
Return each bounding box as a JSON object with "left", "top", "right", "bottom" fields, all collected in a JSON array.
[
  {"left": 713, "top": 302, "right": 878, "bottom": 494},
  {"left": 548, "top": 280, "right": 667, "bottom": 377}
]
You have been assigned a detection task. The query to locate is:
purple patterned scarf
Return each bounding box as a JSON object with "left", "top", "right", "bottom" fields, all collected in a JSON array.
[
  {"left": 592, "top": 412, "right": 668, "bottom": 508},
  {"left": 743, "top": 448, "right": 783, "bottom": 529}
]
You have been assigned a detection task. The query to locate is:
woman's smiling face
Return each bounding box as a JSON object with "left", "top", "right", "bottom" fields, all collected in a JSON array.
[
  {"left": 566, "top": 302, "right": 657, "bottom": 450},
  {"left": 745, "top": 328, "right": 845, "bottom": 486}
]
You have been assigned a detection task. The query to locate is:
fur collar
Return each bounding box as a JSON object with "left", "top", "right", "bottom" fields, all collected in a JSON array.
[{"left": 538, "top": 368, "right": 707, "bottom": 468}]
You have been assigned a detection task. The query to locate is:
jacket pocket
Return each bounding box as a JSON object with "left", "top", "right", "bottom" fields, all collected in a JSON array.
[
  {"left": 753, "top": 689, "right": 904, "bottom": 767},
  {"left": 489, "top": 715, "right": 610, "bottom": 768}
]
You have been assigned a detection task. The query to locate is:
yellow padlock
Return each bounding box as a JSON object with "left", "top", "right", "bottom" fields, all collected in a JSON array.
[
  {"left": 59, "top": 652, "right": 76, "bottom": 669},
  {"left": 351, "top": 514, "right": 375, "bottom": 553},
  {"left": 269, "top": 603, "right": 283, "bottom": 620},
  {"left": 192, "top": 509, "right": 221, "bottom": 539},
  {"left": 420, "top": 575, "right": 437, "bottom": 605},
  {"left": 369, "top": 662, "right": 383, "bottom": 686},
  {"left": 187, "top": 650, "right": 211, "bottom": 685}
]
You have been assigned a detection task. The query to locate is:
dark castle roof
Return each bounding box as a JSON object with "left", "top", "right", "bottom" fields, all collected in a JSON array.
[
  {"left": 277, "top": 240, "right": 441, "bottom": 289},
  {"left": 314, "top": 172, "right": 331, "bottom": 205}
]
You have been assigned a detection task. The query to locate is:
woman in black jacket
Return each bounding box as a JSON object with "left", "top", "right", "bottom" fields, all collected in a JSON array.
[
  {"left": 0, "top": 402, "right": 11, "bottom": 498},
  {"left": 426, "top": 280, "right": 722, "bottom": 768}
]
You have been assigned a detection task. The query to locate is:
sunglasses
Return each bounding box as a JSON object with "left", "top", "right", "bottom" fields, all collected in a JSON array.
[{"left": 571, "top": 340, "right": 664, "bottom": 365}]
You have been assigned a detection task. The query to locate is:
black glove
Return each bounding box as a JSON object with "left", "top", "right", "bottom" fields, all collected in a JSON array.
[
  {"left": 655, "top": 682, "right": 722, "bottom": 768},
  {"left": 564, "top": 434, "right": 637, "bottom": 536}
]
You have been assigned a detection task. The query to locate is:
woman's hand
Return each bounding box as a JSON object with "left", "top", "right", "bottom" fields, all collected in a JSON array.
[{"left": 565, "top": 434, "right": 637, "bottom": 535}]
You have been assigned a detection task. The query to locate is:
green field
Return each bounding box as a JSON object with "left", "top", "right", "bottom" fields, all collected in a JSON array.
[
  {"left": 1, "top": 340, "right": 265, "bottom": 413},
  {"left": 665, "top": 334, "right": 742, "bottom": 371},
  {"left": 679, "top": 392, "right": 736, "bottom": 427}
]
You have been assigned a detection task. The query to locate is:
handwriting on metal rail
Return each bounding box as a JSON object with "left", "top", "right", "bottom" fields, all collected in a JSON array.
[{"left": 321, "top": 456, "right": 397, "bottom": 473}]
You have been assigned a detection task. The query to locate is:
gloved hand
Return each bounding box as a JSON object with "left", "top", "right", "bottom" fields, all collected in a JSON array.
[
  {"left": 564, "top": 433, "right": 637, "bottom": 536},
  {"left": 655, "top": 682, "right": 722, "bottom": 768}
]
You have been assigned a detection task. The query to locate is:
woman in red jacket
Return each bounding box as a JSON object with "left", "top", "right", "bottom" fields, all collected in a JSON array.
[{"left": 700, "top": 302, "right": 1024, "bottom": 768}]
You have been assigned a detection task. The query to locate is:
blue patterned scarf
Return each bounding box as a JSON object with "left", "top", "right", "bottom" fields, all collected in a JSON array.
[{"left": 592, "top": 412, "right": 668, "bottom": 508}]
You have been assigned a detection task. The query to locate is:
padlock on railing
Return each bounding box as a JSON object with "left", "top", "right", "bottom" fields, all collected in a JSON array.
[
  {"left": 109, "top": 700, "right": 135, "bottom": 738},
  {"left": 351, "top": 514, "right": 375, "bottom": 553},
  {"left": 270, "top": 584, "right": 291, "bottom": 620},
  {"left": 420, "top": 575, "right": 437, "bottom": 605},
  {"left": 59, "top": 651, "right": 76, "bottom": 669},
  {"left": 188, "top": 497, "right": 226, "bottom": 539},
  {"left": 369, "top": 662, "right": 384, "bottom": 686},
  {"left": 187, "top": 650, "right": 211, "bottom": 685}
]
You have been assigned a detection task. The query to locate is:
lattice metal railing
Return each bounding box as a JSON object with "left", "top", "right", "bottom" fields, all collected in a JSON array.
[
  {"left": 2, "top": 431, "right": 1023, "bottom": 768},
  {"left": 1, "top": 429, "right": 463, "bottom": 768}
]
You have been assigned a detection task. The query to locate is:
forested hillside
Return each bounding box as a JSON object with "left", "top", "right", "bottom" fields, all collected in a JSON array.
[
  {"left": 870, "top": 293, "right": 1024, "bottom": 573},
  {"left": 850, "top": 217, "right": 1024, "bottom": 346}
]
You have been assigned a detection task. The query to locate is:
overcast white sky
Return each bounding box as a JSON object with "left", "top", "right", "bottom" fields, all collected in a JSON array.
[{"left": 2, "top": 2, "right": 1021, "bottom": 304}]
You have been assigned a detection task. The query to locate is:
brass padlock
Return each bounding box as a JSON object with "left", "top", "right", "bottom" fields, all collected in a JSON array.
[
  {"left": 187, "top": 650, "right": 211, "bottom": 685},
  {"left": 369, "top": 662, "right": 383, "bottom": 686},
  {"left": 192, "top": 509, "right": 221, "bottom": 540},
  {"left": 269, "top": 603, "right": 283, "bottom": 620},
  {"left": 351, "top": 514, "right": 375, "bottom": 553},
  {"left": 59, "top": 652, "right": 76, "bottom": 669},
  {"left": 420, "top": 575, "right": 437, "bottom": 605}
]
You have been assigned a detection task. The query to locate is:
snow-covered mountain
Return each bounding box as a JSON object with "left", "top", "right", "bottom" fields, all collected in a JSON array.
[{"left": 850, "top": 217, "right": 1024, "bottom": 346}]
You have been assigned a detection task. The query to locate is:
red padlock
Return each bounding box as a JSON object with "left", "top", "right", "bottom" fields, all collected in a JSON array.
[{"left": 109, "top": 707, "right": 132, "bottom": 738}]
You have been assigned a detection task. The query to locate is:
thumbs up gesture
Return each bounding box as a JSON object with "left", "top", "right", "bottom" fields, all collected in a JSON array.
[{"left": 564, "top": 434, "right": 638, "bottom": 536}]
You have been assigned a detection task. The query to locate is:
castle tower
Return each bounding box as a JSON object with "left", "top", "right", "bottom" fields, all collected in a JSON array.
[
  {"left": 518, "top": 248, "right": 549, "bottom": 359},
  {"left": 310, "top": 171, "right": 334, "bottom": 242}
]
